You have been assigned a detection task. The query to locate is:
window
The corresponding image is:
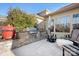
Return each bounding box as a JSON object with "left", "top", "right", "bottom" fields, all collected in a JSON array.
[
  {"left": 73, "top": 13, "right": 79, "bottom": 29},
  {"left": 55, "top": 16, "right": 70, "bottom": 32}
]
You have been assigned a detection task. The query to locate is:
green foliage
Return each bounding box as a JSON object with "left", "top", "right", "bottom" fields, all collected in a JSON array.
[{"left": 7, "top": 8, "right": 36, "bottom": 32}]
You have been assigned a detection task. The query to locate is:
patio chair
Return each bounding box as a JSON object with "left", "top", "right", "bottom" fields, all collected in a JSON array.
[
  {"left": 73, "top": 32, "right": 79, "bottom": 47},
  {"left": 62, "top": 29, "right": 79, "bottom": 56},
  {"left": 68, "top": 29, "right": 79, "bottom": 42},
  {"left": 56, "top": 29, "right": 79, "bottom": 47},
  {"left": 64, "top": 29, "right": 79, "bottom": 45}
]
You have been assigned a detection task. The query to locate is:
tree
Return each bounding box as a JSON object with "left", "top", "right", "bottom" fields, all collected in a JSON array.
[{"left": 7, "top": 8, "right": 36, "bottom": 32}]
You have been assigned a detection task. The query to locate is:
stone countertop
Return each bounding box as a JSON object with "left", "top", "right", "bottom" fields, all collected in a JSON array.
[{"left": 0, "top": 40, "right": 14, "bottom": 56}]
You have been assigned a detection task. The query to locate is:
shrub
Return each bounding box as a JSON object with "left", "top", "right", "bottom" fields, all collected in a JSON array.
[{"left": 7, "top": 8, "right": 36, "bottom": 32}]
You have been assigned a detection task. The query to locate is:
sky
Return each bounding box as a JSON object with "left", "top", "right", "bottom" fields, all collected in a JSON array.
[{"left": 0, "top": 3, "right": 70, "bottom": 16}]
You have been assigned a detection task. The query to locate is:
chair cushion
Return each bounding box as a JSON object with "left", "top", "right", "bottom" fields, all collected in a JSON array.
[
  {"left": 56, "top": 39, "right": 73, "bottom": 47},
  {"left": 70, "top": 29, "right": 79, "bottom": 41}
]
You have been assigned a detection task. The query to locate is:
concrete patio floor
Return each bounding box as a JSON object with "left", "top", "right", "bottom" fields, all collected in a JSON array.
[{"left": 12, "top": 39, "right": 62, "bottom": 56}]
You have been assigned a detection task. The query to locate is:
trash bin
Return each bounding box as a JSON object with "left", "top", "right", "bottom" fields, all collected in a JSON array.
[{"left": 2, "top": 26, "right": 15, "bottom": 40}]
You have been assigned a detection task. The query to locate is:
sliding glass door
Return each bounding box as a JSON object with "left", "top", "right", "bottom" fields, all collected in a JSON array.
[
  {"left": 73, "top": 13, "right": 79, "bottom": 29},
  {"left": 55, "top": 16, "right": 70, "bottom": 33}
]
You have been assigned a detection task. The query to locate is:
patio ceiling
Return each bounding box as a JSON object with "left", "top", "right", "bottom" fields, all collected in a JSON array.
[{"left": 43, "top": 3, "right": 79, "bottom": 17}]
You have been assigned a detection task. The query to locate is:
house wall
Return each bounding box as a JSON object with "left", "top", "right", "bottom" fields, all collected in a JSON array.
[
  {"left": 38, "top": 20, "right": 46, "bottom": 32},
  {"left": 36, "top": 17, "right": 43, "bottom": 24},
  {"left": 45, "top": 8, "right": 79, "bottom": 38}
]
